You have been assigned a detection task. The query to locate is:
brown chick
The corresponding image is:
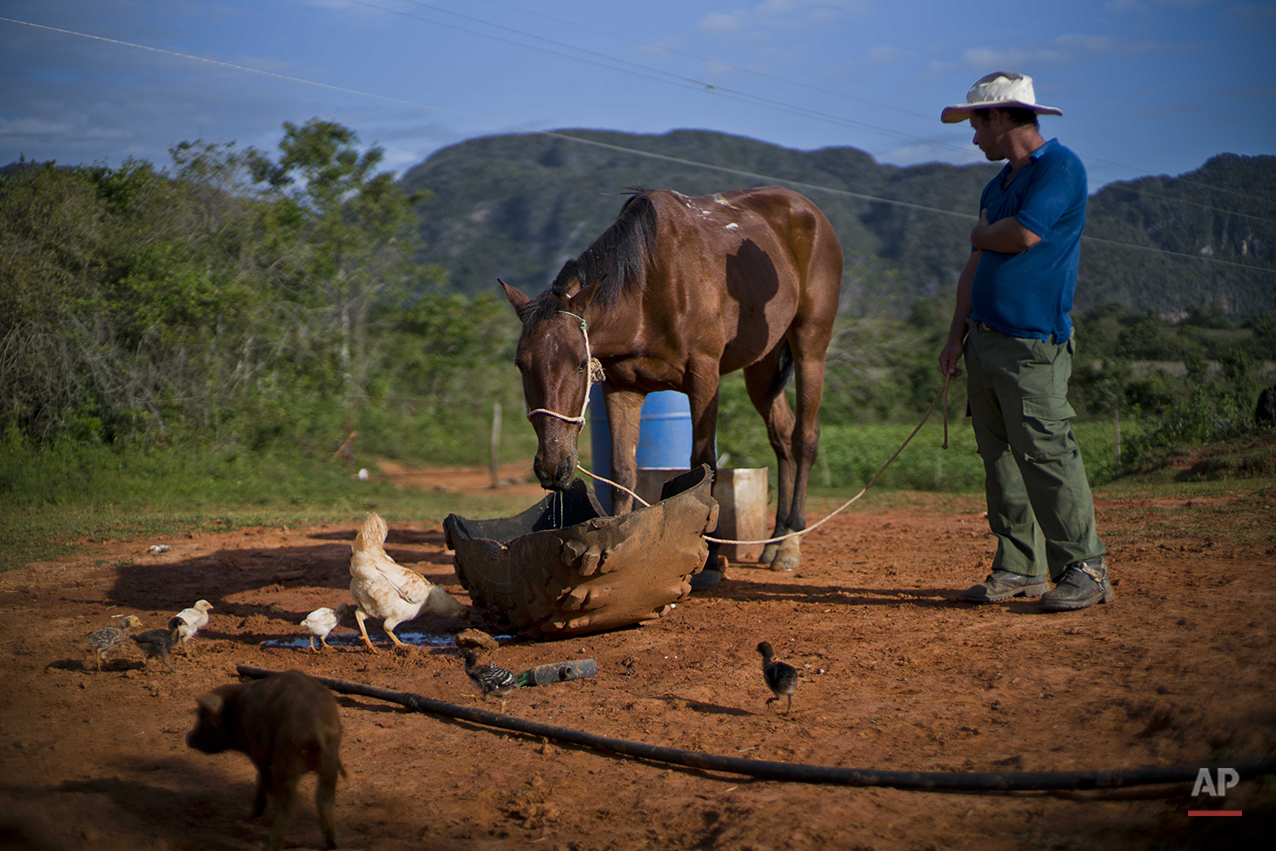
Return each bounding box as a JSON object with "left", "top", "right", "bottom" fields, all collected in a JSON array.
[
  {"left": 87, "top": 615, "right": 142, "bottom": 672},
  {"left": 349, "top": 512, "right": 466, "bottom": 653}
]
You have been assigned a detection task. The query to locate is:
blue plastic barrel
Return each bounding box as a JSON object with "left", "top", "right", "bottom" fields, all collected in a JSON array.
[
  {"left": 588, "top": 389, "right": 695, "bottom": 512},
  {"left": 636, "top": 391, "right": 693, "bottom": 469},
  {"left": 588, "top": 385, "right": 612, "bottom": 488}
]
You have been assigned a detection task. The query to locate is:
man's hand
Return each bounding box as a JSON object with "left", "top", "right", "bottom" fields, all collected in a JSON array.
[
  {"left": 971, "top": 208, "right": 1041, "bottom": 254},
  {"left": 939, "top": 334, "right": 964, "bottom": 379}
]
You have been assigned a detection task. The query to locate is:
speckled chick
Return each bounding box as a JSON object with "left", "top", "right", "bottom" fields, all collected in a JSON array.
[
  {"left": 461, "top": 648, "right": 518, "bottom": 713},
  {"left": 301, "top": 603, "right": 351, "bottom": 651},
  {"left": 87, "top": 615, "right": 142, "bottom": 671},
  {"left": 757, "top": 641, "right": 798, "bottom": 714}
]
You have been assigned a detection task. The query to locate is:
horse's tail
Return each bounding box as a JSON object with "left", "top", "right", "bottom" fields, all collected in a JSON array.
[{"left": 766, "top": 340, "right": 794, "bottom": 402}]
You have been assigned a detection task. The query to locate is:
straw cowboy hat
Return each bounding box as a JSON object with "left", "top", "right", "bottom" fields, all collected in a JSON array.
[{"left": 941, "top": 71, "right": 1063, "bottom": 123}]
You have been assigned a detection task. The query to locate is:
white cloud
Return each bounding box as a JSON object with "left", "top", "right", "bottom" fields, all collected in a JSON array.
[
  {"left": 1054, "top": 34, "right": 1116, "bottom": 52},
  {"left": 757, "top": 0, "right": 801, "bottom": 14},
  {"left": 378, "top": 145, "right": 431, "bottom": 175},
  {"left": 639, "top": 39, "right": 681, "bottom": 60},
  {"left": 0, "top": 117, "right": 76, "bottom": 137},
  {"left": 1105, "top": 0, "right": 1149, "bottom": 12},
  {"left": 0, "top": 115, "right": 131, "bottom": 143},
  {"left": 698, "top": 11, "right": 749, "bottom": 34},
  {"left": 696, "top": 0, "right": 866, "bottom": 37},
  {"left": 962, "top": 32, "right": 1127, "bottom": 70},
  {"left": 699, "top": 59, "right": 740, "bottom": 81},
  {"left": 827, "top": 43, "right": 911, "bottom": 77},
  {"left": 1225, "top": 4, "right": 1276, "bottom": 29},
  {"left": 1131, "top": 103, "right": 1205, "bottom": 117},
  {"left": 864, "top": 44, "right": 909, "bottom": 65},
  {"left": 962, "top": 47, "right": 1063, "bottom": 68},
  {"left": 873, "top": 140, "right": 982, "bottom": 168}
]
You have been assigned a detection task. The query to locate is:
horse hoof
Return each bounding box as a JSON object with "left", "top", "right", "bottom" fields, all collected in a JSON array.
[
  {"left": 689, "top": 569, "right": 723, "bottom": 590},
  {"left": 759, "top": 544, "right": 780, "bottom": 565},
  {"left": 771, "top": 541, "right": 801, "bottom": 573}
]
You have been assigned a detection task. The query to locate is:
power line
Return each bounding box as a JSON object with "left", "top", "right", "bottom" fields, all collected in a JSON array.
[
  {"left": 1081, "top": 235, "right": 1275, "bottom": 272},
  {"left": 1, "top": 15, "right": 1272, "bottom": 276},
  {"left": 357, "top": 1, "right": 1276, "bottom": 224},
  {"left": 472, "top": 0, "right": 1276, "bottom": 208},
  {"left": 355, "top": 1, "right": 986, "bottom": 158},
  {"left": 365, "top": 0, "right": 1276, "bottom": 225},
  {"left": 475, "top": 0, "right": 937, "bottom": 122}
]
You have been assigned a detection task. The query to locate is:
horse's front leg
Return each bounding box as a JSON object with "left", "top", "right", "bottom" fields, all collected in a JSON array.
[
  {"left": 685, "top": 371, "right": 724, "bottom": 581},
  {"left": 686, "top": 380, "right": 721, "bottom": 476},
  {"left": 603, "top": 387, "right": 643, "bottom": 514}
]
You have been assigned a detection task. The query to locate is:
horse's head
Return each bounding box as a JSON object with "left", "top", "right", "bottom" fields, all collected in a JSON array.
[{"left": 501, "top": 269, "right": 600, "bottom": 492}]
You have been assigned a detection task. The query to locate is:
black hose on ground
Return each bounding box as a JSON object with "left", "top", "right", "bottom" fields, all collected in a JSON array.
[{"left": 237, "top": 665, "right": 1276, "bottom": 793}]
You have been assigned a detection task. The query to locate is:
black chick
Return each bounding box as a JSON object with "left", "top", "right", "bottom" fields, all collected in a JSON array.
[
  {"left": 461, "top": 648, "right": 518, "bottom": 713},
  {"left": 131, "top": 620, "right": 180, "bottom": 673},
  {"left": 757, "top": 641, "right": 798, "bottom": 714}
]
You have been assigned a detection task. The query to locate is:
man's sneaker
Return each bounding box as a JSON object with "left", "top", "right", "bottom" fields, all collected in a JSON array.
[
  {"left": 1040, "top": 557, "right": 1115, "bottom": 611},
  {"left": 962, "top": 570, "right": 1050, "bottom": 603}
]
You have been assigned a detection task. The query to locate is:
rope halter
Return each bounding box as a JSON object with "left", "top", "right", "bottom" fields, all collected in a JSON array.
[{"left": 525, "top": 310, "right": 606, "bottom": 425}]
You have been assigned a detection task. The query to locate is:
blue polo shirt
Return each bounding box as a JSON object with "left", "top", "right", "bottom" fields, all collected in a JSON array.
[{"left": 970, "top": 138, "right": 1087, "bottom": 342}]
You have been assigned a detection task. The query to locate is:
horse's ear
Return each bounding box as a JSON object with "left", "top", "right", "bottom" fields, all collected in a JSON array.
[
  {"left": 499, "top": 279, "right": 532, "bottom": 318},
  {"left": 551, "top": 259, "right": 583, "bottom": 298},
  {"left": 572, "top": 274, "right": 605, "bottom": 313}
]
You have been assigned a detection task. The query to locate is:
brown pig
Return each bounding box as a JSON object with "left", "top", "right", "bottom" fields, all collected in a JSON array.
[{"left": 187, "top": 670, "right": 345, "bottom": 851}]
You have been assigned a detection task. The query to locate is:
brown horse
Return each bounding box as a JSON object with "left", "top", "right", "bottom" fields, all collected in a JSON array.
[{"left": 501, "top": 186, "right": 842, "bottom": 572}]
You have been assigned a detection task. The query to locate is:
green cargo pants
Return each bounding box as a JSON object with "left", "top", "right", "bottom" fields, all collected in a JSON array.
[{"left": 963, "top": 319, "right": 1106, "bottom": 579}]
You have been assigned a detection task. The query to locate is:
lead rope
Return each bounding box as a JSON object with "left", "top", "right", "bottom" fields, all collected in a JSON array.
[
  {"left": 576, "top": 375, "right": 953, "bottom": 549},
  {"left": 525, "top": 311, "right": 605, "bottom": 425}
]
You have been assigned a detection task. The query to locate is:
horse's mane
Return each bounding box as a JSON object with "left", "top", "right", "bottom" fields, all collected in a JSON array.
[{"left": 526, "top": 189, "right": 657, "bottom": 326}]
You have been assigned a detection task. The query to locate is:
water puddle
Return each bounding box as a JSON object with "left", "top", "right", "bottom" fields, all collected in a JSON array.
[{"left": 261, "top": 631, "right": 516, "bottom": 651}]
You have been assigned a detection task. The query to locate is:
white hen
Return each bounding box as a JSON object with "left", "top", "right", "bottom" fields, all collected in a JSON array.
[
  {"left": 301, "top": 602, "right": 351, "bottom": 651},
  {"left": 173, "top": 599, "right": 213, "bottom": 656},
  {"left": 349, "top": 512, "right": 466, "bottom": 653}
]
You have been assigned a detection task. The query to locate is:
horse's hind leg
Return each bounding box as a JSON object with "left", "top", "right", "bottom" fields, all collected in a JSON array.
[
  {"left": 743, "top": 358, "right": 796, "bottom": 567},
  {"left": 774, "top": 339, "right": 829, "bottom": 572}
]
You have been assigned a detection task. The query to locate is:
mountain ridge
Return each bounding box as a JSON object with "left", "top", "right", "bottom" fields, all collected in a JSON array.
[{"left": 399, "top": 129, "right": 1276, "bottom": 318}]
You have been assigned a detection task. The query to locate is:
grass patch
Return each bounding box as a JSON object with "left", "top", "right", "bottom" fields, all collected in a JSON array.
[
  {"left": 0, "top": 489, "right": 549, "bottom": 573},
  {"left": 722, "top": 418, "right": 1138, "bottom": 495},
  {"left": 1121, "top": 432, "right": 1276, "bottom": 484},
  {"left": 0, "top": 438, "right": 547, "bottom": 571},
  {"left": 4, "top": 427, "right": 1273, "bottom": 573}
]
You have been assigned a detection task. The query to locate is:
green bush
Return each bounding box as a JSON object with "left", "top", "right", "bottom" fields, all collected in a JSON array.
[{"left": 1121, "top": 392, "right": 1256, "bottom": 458}]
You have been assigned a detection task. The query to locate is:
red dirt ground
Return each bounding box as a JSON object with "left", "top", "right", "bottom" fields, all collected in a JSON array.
[{"left": 1, "top": 466, "right": 1274, "bottom": 851}]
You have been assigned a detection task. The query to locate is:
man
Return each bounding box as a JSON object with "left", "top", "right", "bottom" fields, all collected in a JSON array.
[{"left": 938, "top": 71, "right": 1114, "bottom": 611}]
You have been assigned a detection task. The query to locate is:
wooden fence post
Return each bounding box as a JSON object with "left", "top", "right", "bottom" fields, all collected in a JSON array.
[{"left": 490, "top": 401, "right": 502, "bottom": 488}]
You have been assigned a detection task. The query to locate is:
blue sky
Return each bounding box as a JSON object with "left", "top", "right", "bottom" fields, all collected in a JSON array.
[{"left": 1, "top": 0, "right": 1273, "bottom": 194}]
